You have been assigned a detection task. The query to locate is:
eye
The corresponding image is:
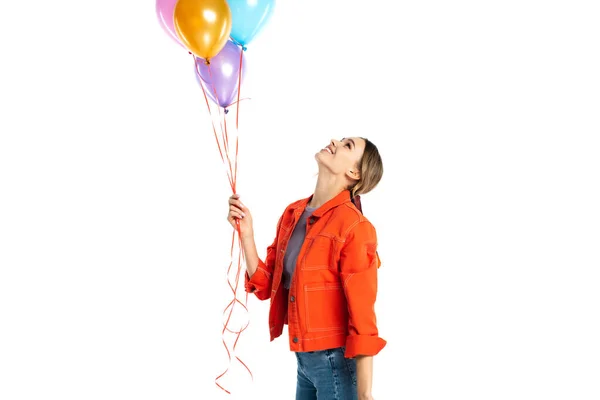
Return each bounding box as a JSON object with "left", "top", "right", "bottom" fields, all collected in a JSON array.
[{"left": 345, "top": 143, "right": 351, "bottom": 148}]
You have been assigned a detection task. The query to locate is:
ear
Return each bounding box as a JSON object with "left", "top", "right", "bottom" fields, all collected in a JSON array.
[{"left": 346, "top": 168, "right": 360, "bottom": 181}]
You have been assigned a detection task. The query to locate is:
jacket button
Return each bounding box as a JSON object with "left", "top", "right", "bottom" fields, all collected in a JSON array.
[
  {"left": 293, "top": 337, "right": 298, "bottom": 343},
  {"left": 290, "top": 296, "right": 295, "bottom": 302},
  {"left": 308, "top": 217, "right": 315, "bottom": 224}
]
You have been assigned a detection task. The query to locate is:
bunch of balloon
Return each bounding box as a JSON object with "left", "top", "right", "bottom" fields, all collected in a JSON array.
[
  {"left": 155, "top": 0, "right": 275, "bottom": 395},
  {"left": 190, "top": 0, "right": 276, "bottom": 193}
]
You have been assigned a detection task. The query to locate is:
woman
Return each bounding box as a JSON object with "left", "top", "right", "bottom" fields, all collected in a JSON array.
[{"left": 227, "top": 137, "right": 385, "bottom": 400}]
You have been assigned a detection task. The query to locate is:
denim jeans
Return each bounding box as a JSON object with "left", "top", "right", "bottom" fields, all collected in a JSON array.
[{"left": 295, "top": 347, "right": 358, "bottom": 400}]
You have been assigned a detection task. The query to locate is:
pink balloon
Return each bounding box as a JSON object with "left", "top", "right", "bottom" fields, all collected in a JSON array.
[{"left": 156, "top": 0, "right": 184, "bottom": 48}]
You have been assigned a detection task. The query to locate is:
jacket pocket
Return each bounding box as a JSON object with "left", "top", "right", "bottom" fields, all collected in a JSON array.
[
  {"left": 302, "top": 235, "right": 334, "bottom": 270},
  {"left": 304, "top": 282, "right": 347, "bottom": 332}
]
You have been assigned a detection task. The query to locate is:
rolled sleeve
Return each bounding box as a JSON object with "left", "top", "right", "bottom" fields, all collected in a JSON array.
[
  {"left": 340, "top": 220, "right": 386, "bottom": 358},
  {"left": 244, "top": 214, "right": 283, "bottom": 301},
  {"left": 345, "top": 335, "right": 387, "bottom": 358},
  {"left": 244, "top": 263, "right": 273, "bottom": 300}
]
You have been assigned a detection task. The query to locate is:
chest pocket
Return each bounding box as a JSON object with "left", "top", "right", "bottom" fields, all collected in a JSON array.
[{"left": 301, "top": 235, "right": 335, "bottom": 270}]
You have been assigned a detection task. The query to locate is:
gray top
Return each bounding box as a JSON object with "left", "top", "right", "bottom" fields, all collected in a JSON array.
[{"left": 282, "top": 206, "right": 317, "bottom": 289}]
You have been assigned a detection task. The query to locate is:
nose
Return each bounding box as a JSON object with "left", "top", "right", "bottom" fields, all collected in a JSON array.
[{"left": 330, "top": 139, "right": 341, "bottom": 147}]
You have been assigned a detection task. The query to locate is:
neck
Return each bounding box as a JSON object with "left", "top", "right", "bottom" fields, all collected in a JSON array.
[{"left": 308, "top": 173, "right": 347, "bottom": 209}]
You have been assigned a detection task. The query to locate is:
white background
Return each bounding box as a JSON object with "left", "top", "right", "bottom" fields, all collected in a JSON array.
[{"left": 1, "top": 0, "right": 599, "bottom": 399}]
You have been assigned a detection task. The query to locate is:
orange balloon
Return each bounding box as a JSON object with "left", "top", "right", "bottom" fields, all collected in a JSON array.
[{"left": 174, "top": 0, "right": 232, "bottom": 61}]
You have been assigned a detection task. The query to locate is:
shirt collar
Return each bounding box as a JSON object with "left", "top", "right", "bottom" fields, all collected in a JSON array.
[{"left": 291, "top": 190, "right": 352, "bottom": 217}]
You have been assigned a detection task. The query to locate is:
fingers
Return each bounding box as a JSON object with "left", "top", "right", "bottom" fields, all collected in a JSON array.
[
  {"left": 228, "top": 194, "right": 246, "bottom": 223},
  {"left": 227, "top": 212, "right": 241, "bottom": 227},
  {"left": 228, "top": 194, "right": 251, "bottom": 228},
  {"left": 228, "top": 195, "right": 246, "bottom": 211},
  {"left": 228, "top": 206, "right": 245, "bottom": 219}
]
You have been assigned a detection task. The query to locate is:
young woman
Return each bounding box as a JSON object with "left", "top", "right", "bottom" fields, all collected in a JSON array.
[{"left": 227, "top": 137, "right": 385, "bottom": 400}]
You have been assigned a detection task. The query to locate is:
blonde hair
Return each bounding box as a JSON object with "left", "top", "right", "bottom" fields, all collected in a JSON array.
[{"left": 349, "top": 137, "right": 383, "bottom": 198}]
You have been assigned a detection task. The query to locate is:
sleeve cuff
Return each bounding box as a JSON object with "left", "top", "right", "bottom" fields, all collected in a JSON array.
[
  {"left": 244, "top": 266, "right": 272, "bottom": 300},
  {"left": 244, "top": 271, "right": 259, "bottom": 294},
  {"left": 344, "top": 335, "right": 387, "bottom": 358}
]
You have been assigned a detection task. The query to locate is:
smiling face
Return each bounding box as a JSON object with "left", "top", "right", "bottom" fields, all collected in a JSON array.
[{"left": 315, "top": 137, "right": 366, "bottom": 181}]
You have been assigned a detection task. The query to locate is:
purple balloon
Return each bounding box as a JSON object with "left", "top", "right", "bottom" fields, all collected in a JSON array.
[{"left": 194, "top": 40, "right": 246, "bottom": 109}]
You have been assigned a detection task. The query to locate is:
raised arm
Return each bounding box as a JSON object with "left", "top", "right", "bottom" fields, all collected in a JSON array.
[{"left": 228, "top": 194, "right": 283, "bottom": 301}]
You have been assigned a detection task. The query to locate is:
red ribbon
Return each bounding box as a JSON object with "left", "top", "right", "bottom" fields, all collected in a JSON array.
[{"left": 192, "top": 53, "right": 252, "bottom": 395}]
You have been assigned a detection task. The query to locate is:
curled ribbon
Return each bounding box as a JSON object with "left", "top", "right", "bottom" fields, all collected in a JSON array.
[{"left": 192, "top": 53, "right": 253, "bottom": 394}]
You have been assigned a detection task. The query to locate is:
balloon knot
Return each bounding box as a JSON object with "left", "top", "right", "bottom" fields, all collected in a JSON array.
[
  {"left": 205, "top": 59, "right": 210, "bottom": 65},
  {"left": 224, "top": 108, "right": 229, "bottom": 114},
  {"left": 242, "top": 45, "right": 247, "bottom": 51}
]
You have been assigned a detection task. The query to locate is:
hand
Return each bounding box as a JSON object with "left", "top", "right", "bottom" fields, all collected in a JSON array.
[{"left": 227, "top": 194, "right": 254, "bottom": 238}]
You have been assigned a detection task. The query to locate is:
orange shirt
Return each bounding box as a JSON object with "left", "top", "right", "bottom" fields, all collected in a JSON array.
[{"left": 244, "top": 190, "right": 386, "bottom": 358}]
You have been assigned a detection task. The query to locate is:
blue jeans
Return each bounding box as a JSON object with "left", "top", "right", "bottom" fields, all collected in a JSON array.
[{"left": 295, "top": 347, "right": 358, "bottom": 400}]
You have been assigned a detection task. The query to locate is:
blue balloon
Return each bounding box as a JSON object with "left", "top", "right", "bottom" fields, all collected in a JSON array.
[{"left": 227, "top": 0, "right": 275, "bottom": 47}]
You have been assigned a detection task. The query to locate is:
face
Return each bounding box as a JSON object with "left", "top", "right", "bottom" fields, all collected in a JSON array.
[{"left": 315, "top": 137, "right": 366, "bottom": 179}]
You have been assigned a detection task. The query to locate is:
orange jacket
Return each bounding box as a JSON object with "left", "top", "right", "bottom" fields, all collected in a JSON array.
[{"left": 244, "top": 190, "right": 386, "bottom": 358}]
